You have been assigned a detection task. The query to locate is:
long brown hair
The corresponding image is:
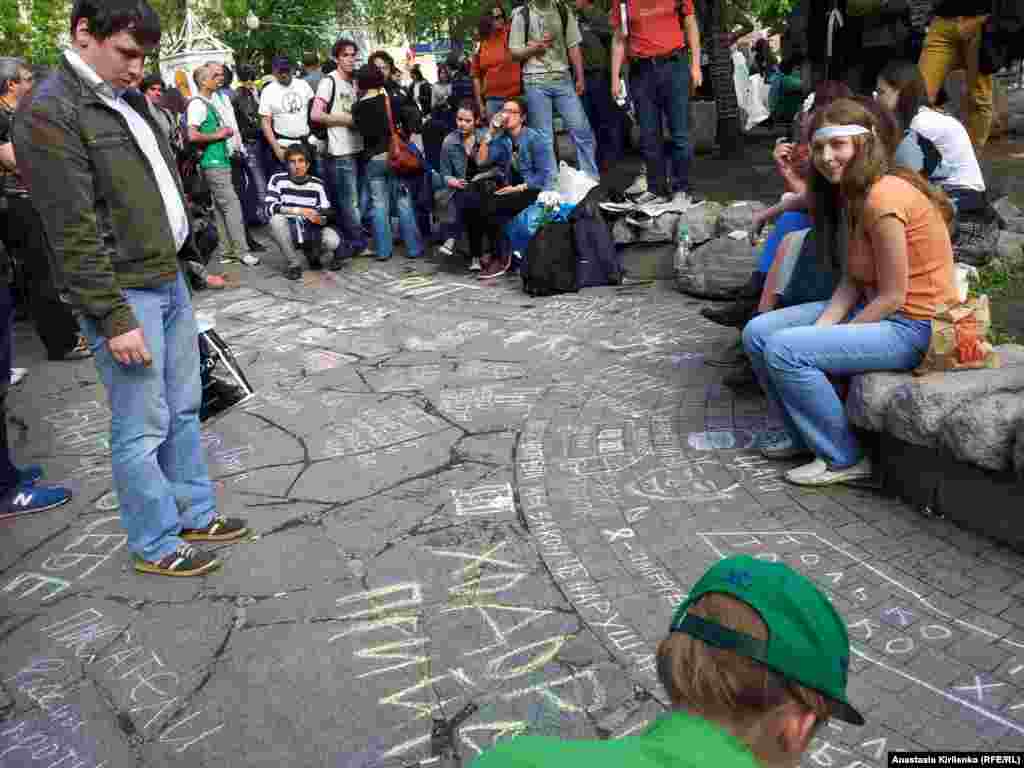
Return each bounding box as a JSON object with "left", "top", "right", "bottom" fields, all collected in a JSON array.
[{"left": 809, "top": 98, "right": 953, "bottom": 268}]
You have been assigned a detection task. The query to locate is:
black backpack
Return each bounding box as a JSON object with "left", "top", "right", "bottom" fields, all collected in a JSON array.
[
  {"left": 522, "top": 220, "right": 577, "bottom": 297},
  {"left": 308, "top": 74, "right": 335, "bottom": 143},
  {"left": 570, "top": 187, "right": 623, "bottom": 288}
]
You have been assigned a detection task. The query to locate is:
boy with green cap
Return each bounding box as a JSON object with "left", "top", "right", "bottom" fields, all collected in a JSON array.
[{"left": 470, "top": 554, "right": 863, "bottom": 768}]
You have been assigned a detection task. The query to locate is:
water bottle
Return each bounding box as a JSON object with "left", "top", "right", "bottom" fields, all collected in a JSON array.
[{"left": 675, "top": 218, "right": 690, "bottom": 275}]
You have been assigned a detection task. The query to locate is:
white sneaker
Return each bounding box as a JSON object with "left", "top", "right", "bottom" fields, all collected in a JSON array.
[
  {"left": 439, "top": 238, "right": 456, "bottom": 257},
  {"left": 10, "top": 367, "right": 27, "bottom": 386},
  {"left": 240, "top": 254, "right": 260, "bottom": 266},
  {"left": 785, "top": 457, "right": 873, "bottom": 487},
  {"left": 469, "top": 256, "right": 481, "bottom": 272}
]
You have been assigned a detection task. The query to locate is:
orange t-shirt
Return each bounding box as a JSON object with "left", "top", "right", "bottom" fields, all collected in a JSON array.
[
  {"left": 472, "top": 29, "right": 521, "bottom": 100},
  {"left": 846, "top": 175, "right": 958, "bottom": 321},
  {"left": 609, "top": 0, "right": 694, "bottom": 59}
]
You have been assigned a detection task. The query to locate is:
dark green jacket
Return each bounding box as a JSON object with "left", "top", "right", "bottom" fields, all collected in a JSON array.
[{"left": 12, "top": 56, "right": 187, "bottom": 338}]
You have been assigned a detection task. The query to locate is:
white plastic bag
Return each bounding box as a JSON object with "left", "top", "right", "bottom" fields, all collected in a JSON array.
[{"left": 557, "top": 161, "right": 598, "bottom": 206}]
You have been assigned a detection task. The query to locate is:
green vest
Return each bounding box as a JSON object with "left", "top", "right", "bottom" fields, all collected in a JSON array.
[
  {"left": 469, "top": 710, "right": 763, "bottom": 768},
  {"left": 195, "top": 98, "right": 229, "bottom": 170}
]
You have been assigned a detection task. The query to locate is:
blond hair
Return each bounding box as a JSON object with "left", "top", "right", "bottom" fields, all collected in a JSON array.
[{"left": 657, "top": 593, "right": 834, "bottom": 764}]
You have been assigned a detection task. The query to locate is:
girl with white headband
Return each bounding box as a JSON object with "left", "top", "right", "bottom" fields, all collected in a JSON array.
[{"left": 741, "top": 97, "right": 958, "bottom": 487}]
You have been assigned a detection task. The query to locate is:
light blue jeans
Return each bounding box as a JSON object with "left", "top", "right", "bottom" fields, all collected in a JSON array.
[
  {"left": 523, "top": 74, "right": 599, "bottom": 178},
  {"left": 365, "top": 154, "right": 424, "bottom": 259},
  {"left": 326, "top": 154, "right": 364, "bottom": 251},
  {"left": 742, "top": 301, "right": 932, "bottom": 469},
  {"left": 78, "top": 272, "right": 216, "bottom": 562}
]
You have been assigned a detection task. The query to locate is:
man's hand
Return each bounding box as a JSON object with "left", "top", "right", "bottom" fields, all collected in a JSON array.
[
  {"left": 690, "top": 62, "right": 703, "bottom": 90},
  {"left": 108, "top": 328, "right": 152, "bottom": 367},
  {"left": 449, "top": 178, "right": 468, "bottom": 189}
]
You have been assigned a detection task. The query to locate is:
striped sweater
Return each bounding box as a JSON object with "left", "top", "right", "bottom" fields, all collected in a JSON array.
[{"left": 265, "top": 173, "right": 331, "bottom": 220}]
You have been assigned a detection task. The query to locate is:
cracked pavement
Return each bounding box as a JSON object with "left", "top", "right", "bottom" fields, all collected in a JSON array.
[{"left": 4, "top": 255, "right": 1024, "bottom": 767}]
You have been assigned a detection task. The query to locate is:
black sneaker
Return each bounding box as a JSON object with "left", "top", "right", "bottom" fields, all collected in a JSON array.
[
  {"left": 180, "top": 515, "right": 250, "bottom": 542},
  {"left": 134, "top": 544, "right": 220, "bottom": 577},
  {"left": 285, "top": 265, "right": 302, "bottom": 281}
]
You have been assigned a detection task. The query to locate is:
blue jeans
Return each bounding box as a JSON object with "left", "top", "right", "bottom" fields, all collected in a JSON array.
[
  {"left": 742, "top": 301, "right": 932, "bottom": 469},
  {"left": 757, "top": 211, "right": 812, "bottom": 273},
  {"left": 326, "top": 154, "right": 365, "bottom": 252},
  {"left": 630, "top": 54, "right": 691, "bottom": 196},
  {"left": 365, "top": 154, "right": 424, "bottom": 260},
  {"left": 78, "top": 272, "right": 216, "bottom": 562},
  {"left": 523, "top": 74, "right": 599, "bottom": 178}
]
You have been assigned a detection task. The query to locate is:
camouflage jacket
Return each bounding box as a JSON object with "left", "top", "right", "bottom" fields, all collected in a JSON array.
[{"left": 12, "top": 56, "right": 188, "bottom": 339}]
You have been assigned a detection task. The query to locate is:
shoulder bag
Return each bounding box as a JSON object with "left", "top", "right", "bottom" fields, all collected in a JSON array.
[{"left": 383, "top": 93, "right": 423, "bottom": 176}]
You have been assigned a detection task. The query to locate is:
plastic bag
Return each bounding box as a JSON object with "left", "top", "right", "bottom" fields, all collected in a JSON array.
[
  {"left": 504, "top": 201, "right": 576, "bottom": 265},
  {"left": 913, "top": 295, "right": 1001, "bottom": 375},
  {"left": 556, "top": 161, "right": 598, "bottom": 206}
]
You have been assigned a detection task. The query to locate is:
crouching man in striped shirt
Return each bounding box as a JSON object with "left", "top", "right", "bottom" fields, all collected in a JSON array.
[{"left": 265, "top": 144, "right": 344, "bottom": 280}]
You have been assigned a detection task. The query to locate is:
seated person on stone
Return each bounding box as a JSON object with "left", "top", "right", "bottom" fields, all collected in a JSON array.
[
  {"left": 743, "top": 98, "right": 957, "bottom": 488},
  {"left": 875, "top": 59, "right": 987, "bottom": 217},
  {"left": 703, "top": 81, "right": 852, "bottom": 334},
  {"left": 471, "top": 555, "right": 863, "bottom": 768},
  {"left": 265, "top": 144, "right": 344, "bottom": 280},
  {"left": 438, "top": 99, "right": 490, "bottom": 271}
]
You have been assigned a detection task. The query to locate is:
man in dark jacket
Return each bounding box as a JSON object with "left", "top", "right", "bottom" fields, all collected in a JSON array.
[{"left": 14, "top": 0, "right": 249, "bottom": 576}]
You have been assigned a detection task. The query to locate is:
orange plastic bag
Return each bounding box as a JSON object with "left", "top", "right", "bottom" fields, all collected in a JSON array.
[{"left": 913, "top": 295, "right": 1001, "bottom": 375}]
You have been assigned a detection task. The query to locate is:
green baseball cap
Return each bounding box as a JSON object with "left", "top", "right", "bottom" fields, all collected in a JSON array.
[{"left": 670, "top": 554, "right": 864, "bottom": 725}]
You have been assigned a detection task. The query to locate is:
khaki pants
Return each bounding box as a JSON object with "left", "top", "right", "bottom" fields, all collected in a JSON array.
[{"left": 918, "top": 14, "right": 993, "bottom": 148}]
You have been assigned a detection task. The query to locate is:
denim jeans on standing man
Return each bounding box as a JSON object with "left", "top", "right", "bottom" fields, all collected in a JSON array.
[
  {"left": 523, "top": 73, "right": 599, "bottom": 178},
  {"left": 630, "top": 53, "right": 691, "bottom": 196},
  {"left": 742, "top": 301, "right": 932, "bottom": 469},
  {"left": 365, "top": 154, "right": 424, "bottom": 260},
  {"left": 78, "top": 271, "right": 216, "bottom": 562},
  {"left": 325, "top": 154, "right": 365, "bottom": 253}
]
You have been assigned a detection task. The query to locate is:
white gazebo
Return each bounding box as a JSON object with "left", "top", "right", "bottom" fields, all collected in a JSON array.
[{"left": 159, "top": 8, "right": 234, "bottom": 93}]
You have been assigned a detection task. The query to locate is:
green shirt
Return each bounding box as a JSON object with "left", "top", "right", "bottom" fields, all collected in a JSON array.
[
  {"left": 187, "top": 97, "right": 229, "bottom": 170},
  {"left": 469, "top": 710, "right": 763, "bottom": 768}
]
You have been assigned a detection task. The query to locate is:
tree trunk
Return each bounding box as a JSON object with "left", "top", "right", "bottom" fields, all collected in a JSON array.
[{"left": 708, "top": 0, "right": 742, "bottom": 154}]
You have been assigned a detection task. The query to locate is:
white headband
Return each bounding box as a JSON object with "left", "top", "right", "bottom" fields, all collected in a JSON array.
[{"left": 813, "top": 124, "right": 871, "bottom": 142}]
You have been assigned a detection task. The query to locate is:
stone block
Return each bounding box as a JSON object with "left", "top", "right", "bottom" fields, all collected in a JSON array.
[
  {"left": 940, "top": 391, "right": 1024, "bottom": 471},
  {"left": 716, "top": 200, "right": 767, "bottom": 236},
  {"left": 996, "top": 230, "right": 1024, "bottom": 268},
  {"left": 884, "top": 347, "right": 1024, "bottom": 448},
  {"left": 675, "top": 236, "right": 759, "bottom": 299},
  {"left": 846, "top": 371, "right": 911, "bottom": 432},
  {"left": 993, "top": 196, "right": 1023, "bottom": 228}
]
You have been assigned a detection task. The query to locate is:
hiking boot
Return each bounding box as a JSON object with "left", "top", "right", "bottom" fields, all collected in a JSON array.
[
  {"left": 701, "top": 298, "right": 758, "bottom": 329},
  {"left": 285, "top": 265, "right": 302, "bottom": 281},
  {"left": 240, "top": 253, "right": 260, "bottom": 266},
  {"left": 180, "top": 514, "right": 250, "bottom": 542},
  {"left": 0, "top": 482, "right": 72, "bottom": 521},
  {"left": 439, "top": 238, "right": 456, "bottom": 257},
  {"left": 134, "top": 543, "right": 220, "bottom": 577}
]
